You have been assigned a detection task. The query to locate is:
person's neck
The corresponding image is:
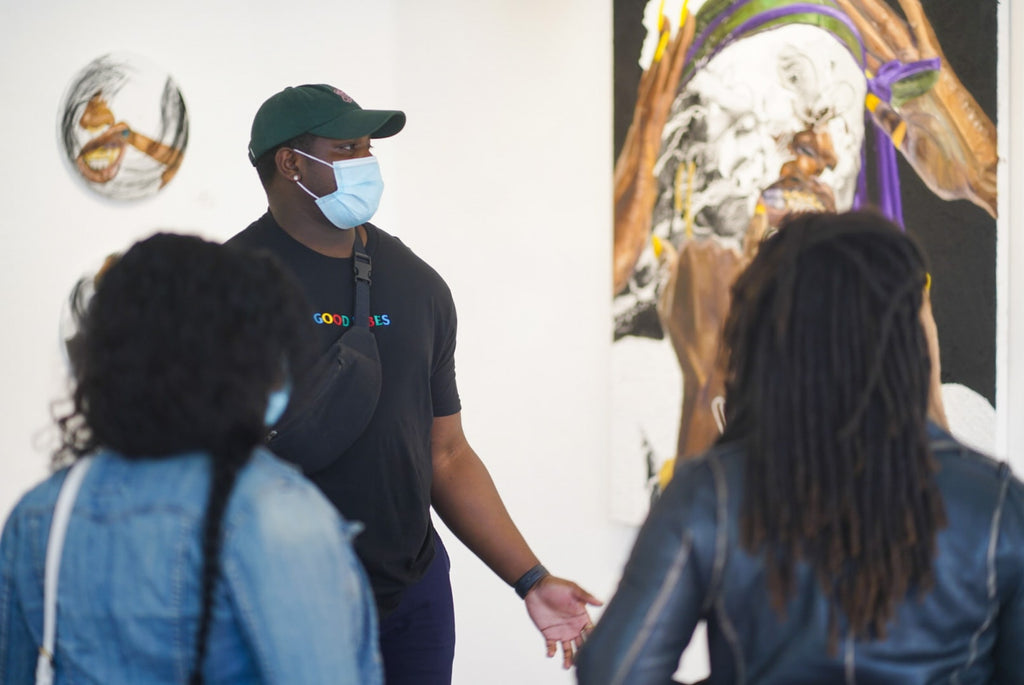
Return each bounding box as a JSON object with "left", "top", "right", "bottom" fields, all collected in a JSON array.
[{"left": 269, "top": 202, "right": 366, "bottom": 258}]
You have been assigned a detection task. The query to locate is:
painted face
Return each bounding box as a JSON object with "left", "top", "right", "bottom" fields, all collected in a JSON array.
[
  {"left": 76, "top": 94, "right": 129, "bottom": 184},
  {"left": 650, "top": 25, "right": 866, "bottom": 247},
  {"left": 59, "top": 53, "right": 189, "bottom": 200}
]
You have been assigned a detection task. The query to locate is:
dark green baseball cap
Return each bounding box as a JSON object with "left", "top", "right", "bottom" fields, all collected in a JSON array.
[{"left": 247, "top": 84, "right": 406, "bottom": 165}]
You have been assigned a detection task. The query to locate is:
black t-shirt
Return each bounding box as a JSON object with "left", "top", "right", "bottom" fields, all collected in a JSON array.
[{"left": 228, "top": 212, "right": 461, "bottom": 615}]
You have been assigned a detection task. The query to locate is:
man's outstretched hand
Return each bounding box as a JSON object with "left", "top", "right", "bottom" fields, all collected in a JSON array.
[{"left": 524, "top": 576, "right": 603, "bottom": 669}]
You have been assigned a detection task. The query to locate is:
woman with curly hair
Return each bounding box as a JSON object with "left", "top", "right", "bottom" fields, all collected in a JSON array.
[
  {"left": 578, "top": 210, "right": 1024, "bottom": 684},
  {"left": 0, "top": 233, "right": 382, "bottom": 684}
]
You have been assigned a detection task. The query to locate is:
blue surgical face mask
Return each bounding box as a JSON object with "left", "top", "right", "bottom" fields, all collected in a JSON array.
[
  {"left": 264, "top": 382, "right": 292, "bottom": 427},
  {"left": 292, "top": 150, "right": 384, "bottom": 230}
]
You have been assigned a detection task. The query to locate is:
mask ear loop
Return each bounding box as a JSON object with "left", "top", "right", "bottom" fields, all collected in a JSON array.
[
  {"left": 289, "top": 148, "right": 331, "bottom": 199},
  {"left": 294, "top": 178, "right": 319, "bottom": 199}
]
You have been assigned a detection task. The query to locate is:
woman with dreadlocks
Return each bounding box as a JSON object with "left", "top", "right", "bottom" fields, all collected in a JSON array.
[
  {"left": 0, "top": 233, "right": 382, "bottom": 684},
  {"left": 578, "top": 211, "right": 1023, "bottom": 684}
]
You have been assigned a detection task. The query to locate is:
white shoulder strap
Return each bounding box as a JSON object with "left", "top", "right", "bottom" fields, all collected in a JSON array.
[{"left": 35, "top": 457, "right": 93, "bottom": 685}]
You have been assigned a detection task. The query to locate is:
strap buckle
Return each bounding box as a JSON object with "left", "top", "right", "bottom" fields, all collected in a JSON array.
[{"left": 354, "top": 252, "right": 372, "bottom": 285}]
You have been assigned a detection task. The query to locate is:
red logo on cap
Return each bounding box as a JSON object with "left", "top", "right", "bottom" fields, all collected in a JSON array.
[{"left": 331, "top": 87, "right": 354, "bottom": 103}]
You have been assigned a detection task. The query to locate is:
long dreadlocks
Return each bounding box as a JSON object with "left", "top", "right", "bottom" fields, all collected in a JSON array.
[{"left": 719, "top": 210, "right": 947, "bottom": 650}]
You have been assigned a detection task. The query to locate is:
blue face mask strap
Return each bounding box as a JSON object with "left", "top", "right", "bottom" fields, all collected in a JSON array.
[
  {"left": 291, "top": 148, "right": 328, "bottom": 200},
  {"left": 292, "top": 147, "right": 332, "bottom": 168}
]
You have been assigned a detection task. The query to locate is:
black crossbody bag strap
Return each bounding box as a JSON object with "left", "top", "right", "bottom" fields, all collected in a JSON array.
[
  {"left": 352, "top": 229, "right": 371, "bottom": 324},
  {"left": 265, "top": 227, "right": 382, "bottom": 474}
]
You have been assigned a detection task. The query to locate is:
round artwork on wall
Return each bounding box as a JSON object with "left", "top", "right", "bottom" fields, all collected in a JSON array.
[{"left": 58, "top": 52, "right": 189, "bottom": 201}]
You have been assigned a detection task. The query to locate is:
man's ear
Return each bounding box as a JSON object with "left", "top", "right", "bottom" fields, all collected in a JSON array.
[{"left": 275, "top": 147, "right": 301, "bottom": 181}]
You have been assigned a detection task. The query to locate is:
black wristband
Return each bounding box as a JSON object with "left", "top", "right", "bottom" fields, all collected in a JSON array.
[{"left": 513, "top": 564, "right": 550, "bottom": 599}]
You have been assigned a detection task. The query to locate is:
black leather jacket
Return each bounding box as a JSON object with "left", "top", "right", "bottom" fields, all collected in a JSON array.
[{"left": 577, "top": 424, "right": 1024, "bottom": 684}]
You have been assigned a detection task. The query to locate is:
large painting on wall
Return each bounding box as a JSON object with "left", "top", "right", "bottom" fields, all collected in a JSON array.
[
  {"left": 58, "top": 53, "right": 189, "bottom": 201},
  {"left": 610, "top": 0, "right": 998, "bottom": 522}
]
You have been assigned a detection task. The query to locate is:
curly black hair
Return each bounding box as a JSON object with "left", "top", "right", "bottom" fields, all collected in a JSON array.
[
  {"left": 719, "top": 210, "right": 947, "bottom": 652},
  {"left": 55, "top": 232, "right": 312, "bottom": 683}
]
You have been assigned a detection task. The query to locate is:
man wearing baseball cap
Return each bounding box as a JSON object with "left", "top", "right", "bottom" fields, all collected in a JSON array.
[{"left": 228, "top": 84, "right": 599, "bottom": 684}]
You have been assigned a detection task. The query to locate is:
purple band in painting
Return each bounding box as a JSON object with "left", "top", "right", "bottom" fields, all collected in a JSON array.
[
  {"left": 876, "top": 124, "right": 903, "bottom": 226},
  {"left": 862, "top": 58, "right": 938, "bottom": 229},
  {"left": 686, "top": 2, "right": 866, "bottom": 76},
  {"left": 866, "top": 57, "right": 942, "bottom": 102},
  {"left": 685, "top": 0, "right": 751, "bottom": 66},
  {"left": 854, "top": 114, "right": 904, "bottom": 229}
]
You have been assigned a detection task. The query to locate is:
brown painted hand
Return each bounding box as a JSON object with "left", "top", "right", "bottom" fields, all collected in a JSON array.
[
  {"left": 835, "top": 0, "right": 996, "bottom": 217},
  {"left": 657, "top": 237, "right": 745, "bottom": 459},
  {"left": 613, "top": 13, "right": 695, "bottom": 294}
]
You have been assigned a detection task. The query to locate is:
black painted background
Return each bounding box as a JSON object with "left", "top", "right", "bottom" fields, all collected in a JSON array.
[{"left": 613, "top": 0, "right": 998, "bottom": 405}]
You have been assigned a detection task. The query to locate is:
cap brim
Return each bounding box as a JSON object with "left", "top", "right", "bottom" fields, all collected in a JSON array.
[{"left": 308, "top": 109, "right": 406, "bottom": 141}]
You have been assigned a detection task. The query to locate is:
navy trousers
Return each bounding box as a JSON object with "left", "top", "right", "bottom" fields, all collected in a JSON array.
[{"left": 379, "top": 533, "right": 456, "bottom": 684}]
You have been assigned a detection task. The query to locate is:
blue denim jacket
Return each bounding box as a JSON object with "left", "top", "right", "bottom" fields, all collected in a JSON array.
[
  {"left": 0, "top": 448, "right": 383, "bottom": 684},
  {"left": 577, "top": 423, "right": 1024, "bottom": 684}
]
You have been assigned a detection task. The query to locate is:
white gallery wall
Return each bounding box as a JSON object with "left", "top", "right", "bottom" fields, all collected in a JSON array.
[{"left": 1, "top": 2, "right": 1022, "bottom": 684}]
